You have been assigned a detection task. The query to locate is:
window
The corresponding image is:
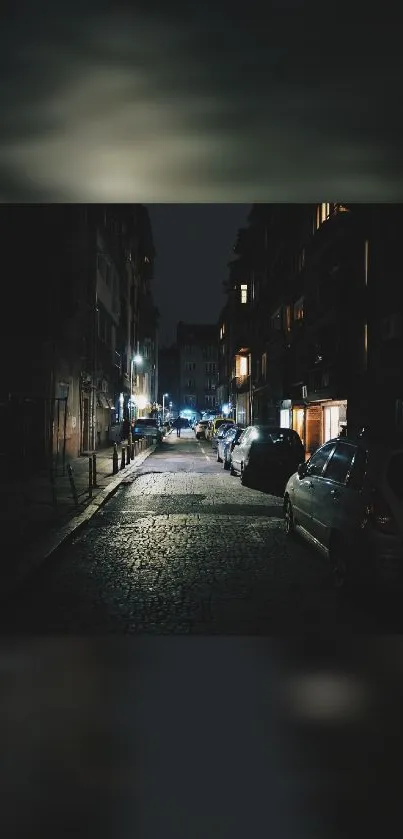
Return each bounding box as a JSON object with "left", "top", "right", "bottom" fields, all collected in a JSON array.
[
  {"left": 294, "top": 297, "right": 304, "bottom": 321},
  {"left": 241, "top": 284, "right": 248, "bottom": 304},
  {"left": 315, "top": 203, "right": 331, "bottom": 231},
  {"left": 364, "top": 240, "right": 369, "bottom": 285},
  {"left": 324, "top": 443, "right": 356, "bottom": 485},
  {"left": 306, "top": 443, "right": 335, "bottom": 477},
  {"left": 239, "top": 356, "right": 247, "bottom": 376},
  {"left": 205, "top": 363, "right": 216, "bottom": 374},
  {"left": 347, "top": 447, "right": 367, "bottom": 491},
  {"left": 261, "top": 352, "right": 267, "bottom": 380}
]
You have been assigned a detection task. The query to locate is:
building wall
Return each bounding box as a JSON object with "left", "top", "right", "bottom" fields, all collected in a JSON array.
[{"left": 177, "top": 323, "right": 218, "bottom": 415}]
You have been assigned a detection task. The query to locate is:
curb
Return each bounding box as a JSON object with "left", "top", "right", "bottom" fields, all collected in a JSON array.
[{"left": 3, "top": 443, "right": 157, "bottom": 599}]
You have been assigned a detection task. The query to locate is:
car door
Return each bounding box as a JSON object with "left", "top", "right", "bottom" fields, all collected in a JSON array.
[
  {"left": 309, "top": 442, "right": 357, "bottom": 548},
  {"left": 232, "top": 428, "right": 250, "bottom": 473},
  {"left": 293, "top": 443, "right": 336, "bottom": 533}
]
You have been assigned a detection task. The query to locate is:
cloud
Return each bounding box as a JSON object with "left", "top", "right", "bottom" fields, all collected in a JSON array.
[{"left": 1, "top": 7, "right": 402, "bottom": 201}]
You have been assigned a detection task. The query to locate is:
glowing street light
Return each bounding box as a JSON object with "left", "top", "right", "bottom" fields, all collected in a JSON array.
[{"left": 130, "top": 351, "right": 143, "bottom": 421}]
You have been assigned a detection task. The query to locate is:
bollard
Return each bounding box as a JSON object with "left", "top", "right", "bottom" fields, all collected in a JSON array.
[
  {"left": 92, "top": 452, "right": 97, "bottom": 487},
  {"left": 131, "top": 441, "right": 134, "bottom": 459},
  {"left": 88, "top": 457, "right": 93, "bottom": 498},
  {"left": 134, "top": 441, "right": 139, "bottom": 457},
  {"left": 112, "top": 443, "right": 119, "bottom": 474},
  {"left": 67, "top": 464, "right": 79, "bottom": 507},
  {"left": 127, "top": 441, "right": 131, "bottom": 464},
  {"left": 121, "top": 446, "right": 126, "bottom": 469}
]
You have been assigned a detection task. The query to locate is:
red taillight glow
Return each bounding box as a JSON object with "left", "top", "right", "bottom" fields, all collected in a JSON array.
[{"left": 369, "top": 488, "right": 398, "bottom": 535}]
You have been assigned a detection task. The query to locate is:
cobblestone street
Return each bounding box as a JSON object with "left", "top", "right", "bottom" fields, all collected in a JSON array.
[{"left": 1, "top": 431, "right": 398, "bottom": 633}]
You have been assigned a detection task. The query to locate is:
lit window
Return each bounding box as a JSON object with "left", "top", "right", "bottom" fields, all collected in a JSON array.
[
  {"left": 294, "top": 297, "right": 304, "bottom": 321},
  {"left": 240, "top": 356, "right": 247, "bottom": 376},
  {"left": 284, "top": 305, "right": 291, "bottom": 332},
  {"left": 315, "top": 203, "right": 331, "bottom": 230},
  {"left": 241, "top": 284, "right": 248, "bottom": 304}
]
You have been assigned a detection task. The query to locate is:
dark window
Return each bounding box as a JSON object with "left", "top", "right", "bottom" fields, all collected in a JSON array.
[
  {"left": 306, "top": 443, "right": 335, "bottom": 477},
  {"left": 324, "top": 442, "right": 356, "bottom": 485}
]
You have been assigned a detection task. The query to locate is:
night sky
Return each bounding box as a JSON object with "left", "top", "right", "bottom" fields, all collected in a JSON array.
[
  {"left": 1, "top": 4, "right": 402, "bottom": 201},
  {"left": 149, "top": 205, "right": 250, "bottom": 346}
]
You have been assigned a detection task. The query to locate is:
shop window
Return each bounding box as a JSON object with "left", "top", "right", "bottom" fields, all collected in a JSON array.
[{"left": 241, "top": 284, "right": 248, "bottom": 304}]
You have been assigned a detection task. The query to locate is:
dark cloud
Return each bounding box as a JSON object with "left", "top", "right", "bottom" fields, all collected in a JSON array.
[{"left": 1, "top": 4, "right": 402, "bottom": 201}]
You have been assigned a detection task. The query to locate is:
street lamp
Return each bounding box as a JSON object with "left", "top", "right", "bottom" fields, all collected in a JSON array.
[
  {"left": 130, "top": 352, "right": 143, "bottom": 421},
  {"left": 162, "top": 393, "right": 168, "bottom": 423}
]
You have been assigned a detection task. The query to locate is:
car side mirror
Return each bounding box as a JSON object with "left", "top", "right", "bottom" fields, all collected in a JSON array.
[{"left": 297, "top": 462, "right": 306, "bottom": 478}]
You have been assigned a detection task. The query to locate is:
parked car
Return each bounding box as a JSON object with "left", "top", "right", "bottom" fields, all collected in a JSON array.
[
  {"left": 217, "top": 425, "right": 245, "bottom": 467},
  {"left": 195, "top": 420, "right": 209, "bottom": 440},
  {"left": 230, "top": 425, "right": 305, "bottom": 491},
  {"left": 132, "top": 417, "right": 162, "bottom": 443},
  {"left": 211, "top": 422, "right": 234, "bottom": 453},
  {"left": 283, "top": 432, "right": 403, "bottom": 590}
]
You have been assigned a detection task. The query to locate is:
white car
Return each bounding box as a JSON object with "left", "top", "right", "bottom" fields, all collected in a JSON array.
[
  {"left": 284, "top": 433, "right": 403, "bottom": 590},
  {"left": 195, "top": 420, "right": 209, "bottom": 440}
]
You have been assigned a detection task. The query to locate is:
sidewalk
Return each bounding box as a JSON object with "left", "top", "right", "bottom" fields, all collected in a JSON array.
[{"left": 0, "top": 437, "right": 157, "bottom": 598}]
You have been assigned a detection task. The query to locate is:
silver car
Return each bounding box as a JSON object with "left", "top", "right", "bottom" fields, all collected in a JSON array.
[{"left": 284, "top": 433, "right": 403, "bottom": 589}]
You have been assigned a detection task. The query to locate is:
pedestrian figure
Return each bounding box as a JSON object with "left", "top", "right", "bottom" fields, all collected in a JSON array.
[{"left": 121, "top": 417, "right": 130, "bottom": 441}]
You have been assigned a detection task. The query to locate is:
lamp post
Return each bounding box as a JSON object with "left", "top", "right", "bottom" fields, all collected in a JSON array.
[
  {"left": 162, "top": 393, "right": 168, "bottom": 423},
  {"left": 130, "top": 351, "right": 143, "bottom": 422}
]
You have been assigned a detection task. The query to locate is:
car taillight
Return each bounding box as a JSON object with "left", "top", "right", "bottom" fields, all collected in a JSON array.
[{"left": 368, "top": 488, "right": 398, "bottom": 535}]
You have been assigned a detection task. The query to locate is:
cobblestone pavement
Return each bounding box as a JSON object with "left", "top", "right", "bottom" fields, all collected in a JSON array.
[{"left": 1, "top": 431, "right": 400, "bottom": 634}]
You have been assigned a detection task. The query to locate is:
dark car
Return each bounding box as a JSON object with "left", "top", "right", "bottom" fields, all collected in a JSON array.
[
  {"left": 132, "top": 418, "right": 162, "bottom": 443},
  {"left": 217, "top": 425, "right": 246, "bottom": 468},
  {"left": 230, "top": 425, "right": 305, "bottom": 492}
]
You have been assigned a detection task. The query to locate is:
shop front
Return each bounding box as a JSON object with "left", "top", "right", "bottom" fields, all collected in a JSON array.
[{"left": 291, "top": 399, "right": 347, "bottom": 458}]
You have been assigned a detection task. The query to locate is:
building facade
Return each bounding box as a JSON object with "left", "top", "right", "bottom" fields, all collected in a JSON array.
[
  {"left": 177, "top": 323, "right": 218, "bottom": 417},
  {"left": 221, "top": 203, "right": 403, "bottom": 455},
  {"left": 0, "top": 203, "right": 157, "bottom": 475}
]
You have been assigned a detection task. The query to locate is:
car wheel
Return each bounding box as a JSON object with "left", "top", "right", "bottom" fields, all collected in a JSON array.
[
  {"left": 196, "top": 434, "right": 200, "bottom": 439},
  {"left": 284, "top": 497, "right": 295, "bottom": 537},
  {"left": 223, "top": 456, "right": 230, "bottom": 470},
  {"left": 240, "top": 464, "right": 248, "bottom": 486},
  {"left": 230, "top": 461, "right": 237, "bottom": 476}
]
